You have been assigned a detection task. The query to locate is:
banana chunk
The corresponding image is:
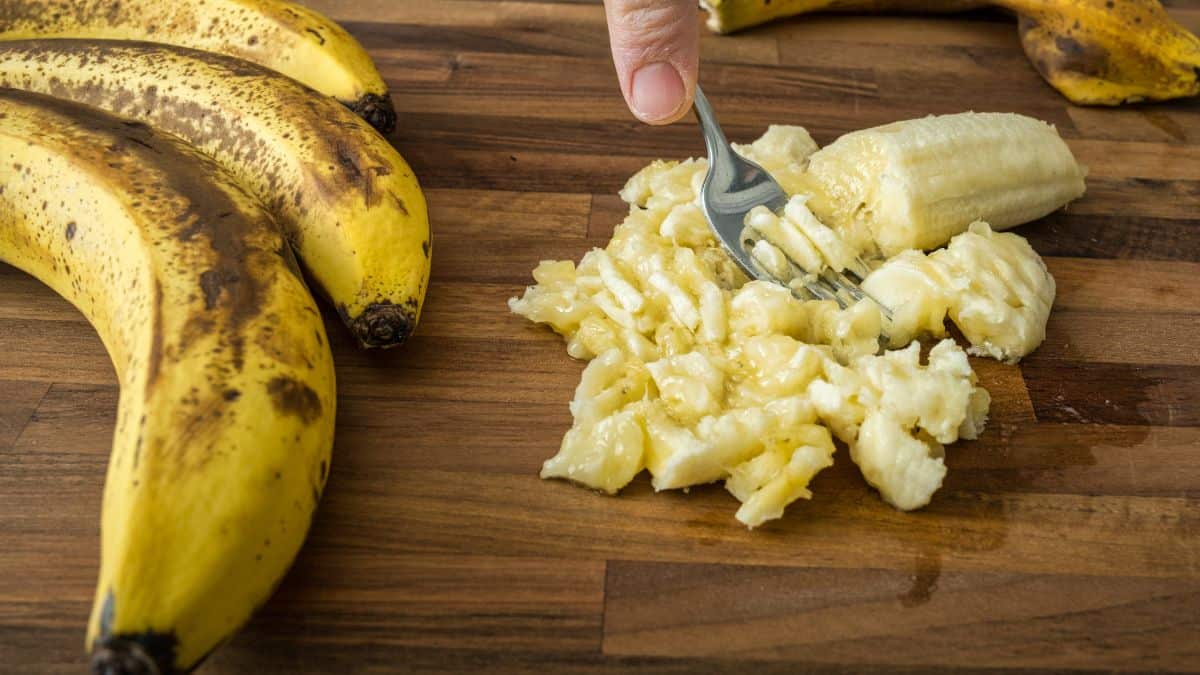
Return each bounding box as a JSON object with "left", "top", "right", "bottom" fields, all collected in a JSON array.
[
  {"left": 802, "top": 111, "right": 1086, "bottom": 256},
  {"left": 726, "top": 428, "right": 836, "bottom": 528},
  {"left": 732, "top": 125, "right": 819, "bottom": 195},
  {"left": 809, "top": 341, "right": 990, "bottom": 510},
  {"left": 863, "top": 222, "right": 1056, "bottom": 363}
]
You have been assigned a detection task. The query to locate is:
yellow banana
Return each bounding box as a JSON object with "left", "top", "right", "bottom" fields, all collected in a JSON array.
[
  {"left": 701, "top": 0, "right": 986, "bottom": 34},
  {"left": 1010, "top": 0, "right": 1200, "bottom": 105},
  {"left": 0, "top": 39, "right": 431, "bottom": 348},
  {"left": 701, "top": 0, "right": 1200, "bottom": 105},
  {"left": 0, "top": 0, "right": 396, "bottom": 133},
  {"left": 0, "top": 88, "right": 336, "bottom": 673}
]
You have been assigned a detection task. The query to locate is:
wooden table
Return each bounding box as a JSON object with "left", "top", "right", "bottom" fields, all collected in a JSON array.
[{"left": 2, "top": 1, "right": 1199, "bottom": 672}]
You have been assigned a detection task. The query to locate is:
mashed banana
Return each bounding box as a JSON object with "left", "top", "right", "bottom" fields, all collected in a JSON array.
[
  {"left": 511, "top": 127, "right": 1028, "bottom": 526},
  {"left": 863, "top": 222, "right": 1056, "bottom": 362}
]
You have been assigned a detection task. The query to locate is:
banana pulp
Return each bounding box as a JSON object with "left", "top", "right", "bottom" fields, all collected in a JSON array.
[
  {"left": 0, "top": 89, "right": 336, "bottom": 674},
  {"left": 0, "top": 39, "right": 431, "bottom": 348},
  {"left": 800, "top": 112, "right": 1086, "bottom": 257},
  {"left": 0, "top": 0, "right": 397, "bottom": 131},
  {"left": 511, "top": 136, "right": 986, "bottom": 524}
]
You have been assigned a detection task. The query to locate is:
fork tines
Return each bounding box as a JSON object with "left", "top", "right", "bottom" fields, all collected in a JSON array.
[{"left": 741, "top": 227, "right": 893, "bottom": 322}]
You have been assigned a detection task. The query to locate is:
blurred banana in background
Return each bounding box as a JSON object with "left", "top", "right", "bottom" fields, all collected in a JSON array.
[{"left": 702, "top": 0, "right": 1200, "bottom": 105}]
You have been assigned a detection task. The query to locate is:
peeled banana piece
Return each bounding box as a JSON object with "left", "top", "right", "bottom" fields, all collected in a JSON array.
[
  {"left": 0, "top": 0, "right": 396, "bottom": 132},
  {"left": 0, "top": 89, "right": 336, "bottom": 674},
  {"left": 701, "top": 0, "right": 1200, "bottom": 105},
  {"left": 800, "top": 111, "right": 1086, "bottom": 256},
  {"left": 0, "top": 39, "right": 431, "bottom": 348}
]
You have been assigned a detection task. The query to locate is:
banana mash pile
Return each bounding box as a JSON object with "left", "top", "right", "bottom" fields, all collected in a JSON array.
[{"left": 511, "top": 124, "right": 1060, "bottom": 527}]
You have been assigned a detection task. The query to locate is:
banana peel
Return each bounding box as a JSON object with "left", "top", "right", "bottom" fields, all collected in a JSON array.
[
  {"left": 702, "top": 0, "right": 987, "bottom": 33},
  {"left": 1013, "top": 0, "right": 1200, "bottom": 104},
  {"left": 701, "top": 0, "right": 1200, "bottom": 105}
]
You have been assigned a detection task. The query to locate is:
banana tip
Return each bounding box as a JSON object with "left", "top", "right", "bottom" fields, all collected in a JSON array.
[
  {"left": 348, "top": 301, "right": 417, "bottom": 349},
  {"left": 349, "top": 93, "right": 397, "bottom": 136},
  {"left": 90, "top": 640, "right": 164, "bottom": 675}
]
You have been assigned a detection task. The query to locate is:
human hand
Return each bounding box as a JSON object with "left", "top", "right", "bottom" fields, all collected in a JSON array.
[{"left": 603, "top": 0, "right": 700, "bottom": 125}]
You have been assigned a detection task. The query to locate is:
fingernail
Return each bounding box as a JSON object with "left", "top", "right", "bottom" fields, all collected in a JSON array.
[{"left": 630, "top": 61, "right": 685, "bottom": 123}]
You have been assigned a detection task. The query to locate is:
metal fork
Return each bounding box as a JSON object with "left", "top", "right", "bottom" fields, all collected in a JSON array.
[{"left": 693, "top": 85, "right": 888, "bottom": 316}]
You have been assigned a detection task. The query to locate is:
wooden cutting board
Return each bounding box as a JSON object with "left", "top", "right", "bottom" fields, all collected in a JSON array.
[{"left": 2, "top": 1, "right": 1198, "bottom": 672}]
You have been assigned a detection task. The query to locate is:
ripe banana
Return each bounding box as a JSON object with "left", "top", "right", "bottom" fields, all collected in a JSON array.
[
  {"left": 1011, "top": 0, "right": 1200, "bottom": 105},
  {"left": 800, "top": 111, "right": 1086, "bottom": 256},
  {"left": 0, "top": 89, "right": 336, "bottom": 674},
  {"left": 0, "top": 0, "right": 396, "bottom": 133},
  {"left": 701, "top": 0, "right": 987, "bottom": 33},
  {"left": 701, "top": 0, "right": 1200, "bottom": 105},
  {"left": 0, "top": 39, "right": 431, "bottom": 348}
]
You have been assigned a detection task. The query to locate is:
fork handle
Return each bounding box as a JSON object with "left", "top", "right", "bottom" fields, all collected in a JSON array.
[{"left": 693, "top": 85, "right": 734, "bottom": 164}]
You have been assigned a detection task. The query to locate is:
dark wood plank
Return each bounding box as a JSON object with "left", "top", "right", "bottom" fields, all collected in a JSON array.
[
  {"left": 949, "top": 424, "right": 1200, "bottom": 497},
  {"left": 1067, "top": 104, "right": 1199, "bottom": 145},
  {"left": 1021, "top": 213, "right": 1200, "bottom": 262},
  {"left": 0, "top": 316, "right": 114, "bottom": 385},
  {"left": 246, "top": 553, "right": 606, "bottom": 653},
  {"left": 201, "top": 644, "right": 1145, "bottom": 675},
  {"left": 603, "top": 561, "right": 1200, "bottom": 669},
  {"left": 1022, "top": 360, "right": 1200, "bottom": 427},
  {"left": 1045, "top": 258, "right": 1200, "bottom": 313},
  {"left": 0, "top": 379, "right": 48, "bottom": 451},
  {"left": 426, "top": 188, "right": 593, "bottom": 240},
  {"left": 1032, "top": 310, "right": 1200, "bottom": 366},
  {"left": 304, "top": 471, "right": 1200, "bottom": 579}
]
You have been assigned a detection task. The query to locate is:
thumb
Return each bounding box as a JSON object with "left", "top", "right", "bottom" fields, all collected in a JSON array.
[{"left": 603, "top": 0, "right": 700, "bottom": 125}]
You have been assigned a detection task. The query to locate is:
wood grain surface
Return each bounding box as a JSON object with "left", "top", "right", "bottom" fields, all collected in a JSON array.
[{"left": 2, "top": 1, "right": 1199, "bottom": 672}]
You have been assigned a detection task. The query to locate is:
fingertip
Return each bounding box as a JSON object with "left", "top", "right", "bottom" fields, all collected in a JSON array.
[
  {"left": 603, "top": 0, "right": 700, "bottom": 125},
  {"left": 630, "top": 61, "right": 691, "bottom": 124}
]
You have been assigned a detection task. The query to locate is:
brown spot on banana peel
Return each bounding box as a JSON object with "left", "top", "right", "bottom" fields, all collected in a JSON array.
[
  {"left": 266, "top": 376, "right": 322, "bottom": 424},
  {"left": 146, "top": 279, "right": 164, "bottom": 390},
  {"left": 390, "top": 191, "right": 409, "bottom": 216},
  {"left": 177, "top": 314, "right": 216, "bottom": 357}
]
